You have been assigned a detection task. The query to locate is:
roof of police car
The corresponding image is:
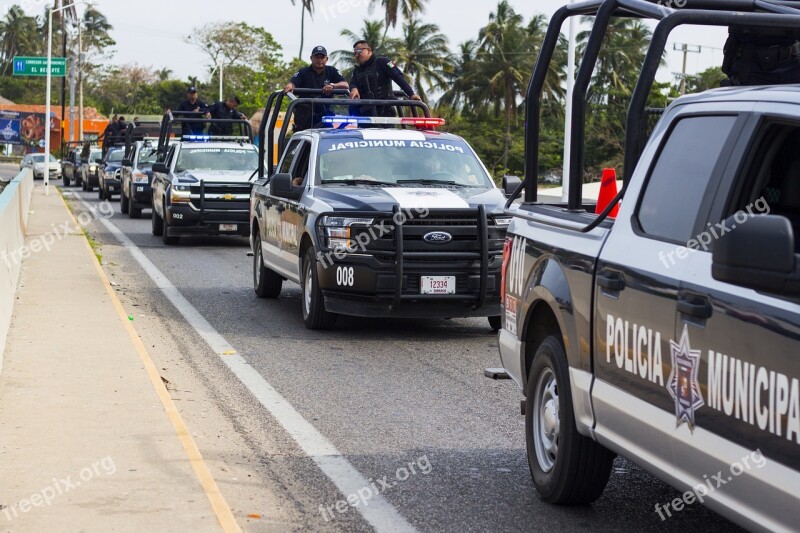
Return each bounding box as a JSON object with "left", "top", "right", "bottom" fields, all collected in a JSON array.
[
  {"left": 676, "top": 85, "right": 800, "bottom": 106},
  {"left": 311, "top": 127, "right": 465, "bottom": 142}
]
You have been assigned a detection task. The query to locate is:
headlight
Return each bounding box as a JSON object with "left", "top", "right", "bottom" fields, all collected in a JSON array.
[
  {"left": 132, "top": 170, "right": 148, "bottom": 183},
  {"left": 319, "top": 216, "right": 374, "bottom": 252},
  {"left": 89, "top": 164, "right": 96, "bottom": 172},
  {"left": 171, "top": 183, "right": 191, "bottom": 203}
]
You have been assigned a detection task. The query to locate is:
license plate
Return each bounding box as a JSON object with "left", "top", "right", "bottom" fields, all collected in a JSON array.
[
  {"left": 421, "top": 276, "right": 455, "bottom": 295},
  {"left": 219, "top": 224, "right": 238, "bottom": 232}
]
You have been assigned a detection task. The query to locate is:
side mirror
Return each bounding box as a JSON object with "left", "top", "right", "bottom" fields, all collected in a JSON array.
[
  {"left": 712, "top": 214, "right": 800, "bottom": 295},
  {"left": 270, "top": 173, "right": 303, "bottom": 201},
  {"left": 502, "top": 175, "right": 522, "bottom": 198},
  {"left": 152, "top": 162, "right": 169, "bottom": 174},
  {"left": 122, "top": 158, "right": 132, "bottom": 166}
]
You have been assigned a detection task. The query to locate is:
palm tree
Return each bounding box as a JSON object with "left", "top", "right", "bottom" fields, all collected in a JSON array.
[
  {"left": 393, "top": 17, "right": 448, "bottom": 103},
  {"left": 0, "top": 6, "right": 41, "bottom": 75},
  {"left": 369, "top": 0, "right": 427, "bottom": 34},
  {"left": 291, "top": 0, "right": 314, "bottom": 59},
  {"left": 436, "top": 40, "right": 478, "bottom": 112},
  {"left": 472, "top": 1, "right": 536, "bottom": 168},
  {"left": 332, "top": 19, "right": 400, "bottom": 79}
]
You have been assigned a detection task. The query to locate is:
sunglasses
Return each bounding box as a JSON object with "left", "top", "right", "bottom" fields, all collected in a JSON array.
[{"left": 354, "top": 48, "right": 368, "bottom": 55}]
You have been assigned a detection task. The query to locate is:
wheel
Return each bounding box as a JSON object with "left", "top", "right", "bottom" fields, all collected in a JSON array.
[
  {"left": 81, "top": 179, "right": 87, "bottom": 191},
  {"left": 151, "top": 203, "right": 163, "bottom": 236},
  {"left": 161, "top": 202, "right": 179, "bottom": 245},
  {"left": 130, "top": 203, "right": 142, "bottom": 219},
  {"left": 488, "top": 315, "right": 502, "bottom": 331},
  {"left": 301, "top": 247, "right": 336, "bottom": 330},
  {"left": 120, "top": 186, "right": 129, "bottom": 214},
  {"left": 253, "top": 236, "right": 282, "bottom": 298},
  {"left": 526, "top": 336, "right": 615, "bottom": 504},
  {"left": 98, "top": 183, "right": 105, "bottom": 200},
  {"left": 63, "top": 174, "right": 70, "bottom": 187}
]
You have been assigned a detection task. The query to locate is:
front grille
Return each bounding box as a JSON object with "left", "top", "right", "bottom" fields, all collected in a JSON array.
[{"left": 189, "top": 184, "right": 252, "bottom": 195}]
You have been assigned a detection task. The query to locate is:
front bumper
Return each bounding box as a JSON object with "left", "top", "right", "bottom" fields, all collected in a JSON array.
[
  {"left": 103, "top": 178, "right": 121, "bottom": 194},
  {"left": 165, "top": 203, "right": 249, "bottom": 237},
  {"left": 131, "top": 183, "right": 152, "bottom": 206},
  {"left": 318, "top": 255, "right": 502, "bottom": 318},
  {"left": 34, "top": 168, "right": 61, "bottom": 179}
]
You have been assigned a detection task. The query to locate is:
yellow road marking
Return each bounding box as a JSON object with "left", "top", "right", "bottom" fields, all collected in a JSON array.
[{"left": 58, "top": 191, "right": 241, "bottom": 532}]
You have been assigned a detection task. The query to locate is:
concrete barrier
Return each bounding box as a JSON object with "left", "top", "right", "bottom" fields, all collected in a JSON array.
[{"left": 0, "top": 169, "right": 33, "bottom": 374}]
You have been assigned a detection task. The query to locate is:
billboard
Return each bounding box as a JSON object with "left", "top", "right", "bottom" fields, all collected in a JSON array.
[{"left": 0, "top": 110, "right": 52, "bottom": 146}]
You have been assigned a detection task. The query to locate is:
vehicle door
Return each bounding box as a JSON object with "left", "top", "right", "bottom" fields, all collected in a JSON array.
[
  {"left": 278, "top": 139, "right": 311, "bottom": 278},
  {"left": 592, "top": 113, "right": 747, "bottom": 466},
  {"left": 152, "top": 144, "right": 177, "bottom": 216},
  {"left": 677, "top": 110, "right": 799, "bottom": 515},
  {"left": 261, "top": 138, "right": 304, "bottom": 278}
]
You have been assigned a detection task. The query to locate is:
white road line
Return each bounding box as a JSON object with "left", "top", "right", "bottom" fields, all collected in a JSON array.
[{"left": 73, "top": 193, "right": 416, "bottom": 533}]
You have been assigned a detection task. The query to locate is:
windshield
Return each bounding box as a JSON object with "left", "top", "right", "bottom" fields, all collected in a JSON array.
[
  {"left": 316, "top": 138, "right": 492, "bottom": 187},
  {"left": 175, "top": 146, "right": 258, "bottom": 172},
  {"left": 106, "top": 149, "right": 124, "bottom": 163},
  {"left": 90, "top": 149, "right": 102, "bottom": 162},
  {"left": 137, "top": 145, "right": 158, "bottom": 165},
  {"left": 31, "top": 154, "right": 56, "bottom": 163}
]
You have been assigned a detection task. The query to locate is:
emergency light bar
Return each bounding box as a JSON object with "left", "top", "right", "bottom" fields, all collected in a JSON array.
[
  {"left": 321, "top": 116, "right": 445, "bottom": 128},
  {"left": 182, "top": 135, "right": 251, "bottom": 143}
]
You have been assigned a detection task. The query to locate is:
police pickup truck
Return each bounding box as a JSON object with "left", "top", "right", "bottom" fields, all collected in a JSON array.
[
  {"left": 121, "top": 121, "right": 163, "bottom": 218},
  {"left": 251, "top": 90, "right": 515, "bottom": 329},
  {"left": 150, "top": 114, "right": 257, "bottom": 245},
  {"left": 496, "top": 1, "right": 800, "bottom": 530}
]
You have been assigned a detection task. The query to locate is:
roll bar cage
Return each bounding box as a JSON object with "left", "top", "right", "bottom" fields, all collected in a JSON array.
[
  {"left": 156, "top": 111, "right": 253, "bottom": 161},
  {"left": 257, "top": 89, "right": 431, "bottom": 178},
  {"left": 517, "top": 0, "right": 800, "bottom": 219}
]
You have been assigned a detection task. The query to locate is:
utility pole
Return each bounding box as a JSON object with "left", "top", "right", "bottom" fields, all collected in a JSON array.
[{"left": 674, "top": 42, "right": 702, "bottom": 95}]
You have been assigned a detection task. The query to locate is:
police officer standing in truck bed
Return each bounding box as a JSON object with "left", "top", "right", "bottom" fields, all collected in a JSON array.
[
  {"left": 722, "top": 25, "right": 800, "bottom": 85},
  {"left": 349, "top": 40, "right": 420, "bottom": 117},
  {"left": 284, "top": 45, "right": 349, "bottom": 131}
]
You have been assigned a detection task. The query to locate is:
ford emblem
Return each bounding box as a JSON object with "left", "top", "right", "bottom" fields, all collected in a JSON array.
[{"left": 424, "top": 231, "right": 452, "bottom": 244}]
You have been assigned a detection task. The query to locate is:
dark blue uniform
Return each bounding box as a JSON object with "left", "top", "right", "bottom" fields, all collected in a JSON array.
[
  {"left": 175, "top": 98, "right": 208, "bottom": 134},
  {"left": 349, "top": 55, "right": 416, "bottom": 117},
  {"left": 723, "top": 26, "right": 800, "bottom": 86},
  {"left": 289, "top": 65, "right": 346, "bottom": 130},
  {"left": 206, "top": 101, "right": 246, "bottom": 136}
]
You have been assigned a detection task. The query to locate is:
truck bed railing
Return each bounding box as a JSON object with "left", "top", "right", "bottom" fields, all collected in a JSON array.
[
  {"left": 258, "top": 89, "right": 431, "bottom": 178},
  {"left": 156, "top": 113, "right": 253, "bottom": 160},
  {"left": 521, "top": 0, "right": 800, "bottom": 216}
]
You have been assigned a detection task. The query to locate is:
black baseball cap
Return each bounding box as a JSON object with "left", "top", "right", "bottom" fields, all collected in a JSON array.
[
  {"left": 311, "top": 45, "right": 327, "bottom": 57},
  {"left": 188, "top": 86, "right": 197, "bottom": 93}
]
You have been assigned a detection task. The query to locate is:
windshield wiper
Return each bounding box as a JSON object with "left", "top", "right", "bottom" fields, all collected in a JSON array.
[
  {"left": 322, "top": 179, "right": 396, "bottom": 186},
  {"left": 397, "top": 179, "right": 469, "bottom": 187}
]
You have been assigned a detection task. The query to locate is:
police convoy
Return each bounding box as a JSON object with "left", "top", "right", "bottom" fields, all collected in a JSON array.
[{"left": 495, "top": 0, "right": 800, "bottom": 531}]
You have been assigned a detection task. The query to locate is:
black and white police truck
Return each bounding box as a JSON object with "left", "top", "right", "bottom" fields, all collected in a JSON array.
[
  {"left": 250, "top": 90, "right": 516, "bottom": 329},
  {"left": 495, "top": 1, "right": 800, "bottom": 530},
  {"left": 150, "top": 113, "right": 257, "bottom": 245}
]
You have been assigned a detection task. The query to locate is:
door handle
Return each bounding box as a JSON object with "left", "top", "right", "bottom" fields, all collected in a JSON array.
[
  {"left": 597, "top": 271, "right": 625, "bottom": 291},
  {"left": 677, "top": 295, "right": 713, "bottom": 319}
]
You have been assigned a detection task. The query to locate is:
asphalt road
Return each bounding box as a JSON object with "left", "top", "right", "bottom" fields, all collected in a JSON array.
[{"left": 14, "top": 169, "right": 741, "bottom": 532}]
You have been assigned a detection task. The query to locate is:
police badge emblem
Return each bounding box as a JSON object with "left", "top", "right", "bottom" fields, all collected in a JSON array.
[{"left": 667, "top": 325, "right": 704, "bottom": 431}]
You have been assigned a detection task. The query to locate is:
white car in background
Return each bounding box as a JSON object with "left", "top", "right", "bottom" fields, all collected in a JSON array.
[{"left": 20, "top": 153, "right": 61, "bottom": 180}]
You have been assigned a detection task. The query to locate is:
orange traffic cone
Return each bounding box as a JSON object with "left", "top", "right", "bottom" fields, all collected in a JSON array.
[{"left": 595, "top": 168, "right": 620, "bottom": 218}]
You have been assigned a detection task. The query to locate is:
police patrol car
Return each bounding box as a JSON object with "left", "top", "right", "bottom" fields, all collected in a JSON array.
[
  {"left": 251, "top": 91, "right": 515, "bottom": 329},
  {"left": 150, "top": 114, "right": 257, "bottom": 245},
  {"left": 495, "top": 0, "right": 800, "bottom": 530}
]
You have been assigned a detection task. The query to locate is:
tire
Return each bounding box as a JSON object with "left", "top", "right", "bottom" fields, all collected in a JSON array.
[
  {"left": 63, "top": 174, "right": 70, "bottom": 187},
  {"left": 488, "top": 315, "right": 502, "bottom": 331},
  {"left": 98, "top": 183, "right": 105, "bottom": 200},
  {"left": 120, "top": 186, "right": 129, "bottom": 214},
  {"left": 81, "top": 179, "right": 87, "bottom": 191},
  {"left": 161, "top": 202, "right": 179, "bottom": 245},
  {"left": 301, "top": 247, "right": 336, "bottom": 330},
  {"left": 526, "top": 335, "right": 615, "bottom": 505},
  {"left": 130, "top": 203, "right": 142, "bottom": 219},
  {"left": 253, "top": 236, "right": 282, "bottom": 298},
  {"left": 151, "top": 203, "right": 163, "bottom": 236}
]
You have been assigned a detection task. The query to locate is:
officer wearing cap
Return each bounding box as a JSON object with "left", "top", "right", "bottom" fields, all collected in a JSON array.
[
  {"left": 284, "top": 45, "right": 349, "bottom": 131},
  {"left": 175, "top": 87, "right": 208, "bottom": 134},
  {"left": 349, "top": 40, "right": 420, "bottom": 117},
  {"left": 722, "top": 26, "right": 800, "bottom": 85},
  {"left": 205, "top": 96, "right": 247, "bottom": 136}
]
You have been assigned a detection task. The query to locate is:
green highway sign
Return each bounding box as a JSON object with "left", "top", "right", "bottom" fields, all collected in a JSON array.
[{"left": 12, "top": 56, "right": 67, "bottom": 77}]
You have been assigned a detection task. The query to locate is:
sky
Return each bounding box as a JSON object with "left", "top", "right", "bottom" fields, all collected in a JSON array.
[{"left": 18, "top": 0, "right": 728, "bottom": 88}]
